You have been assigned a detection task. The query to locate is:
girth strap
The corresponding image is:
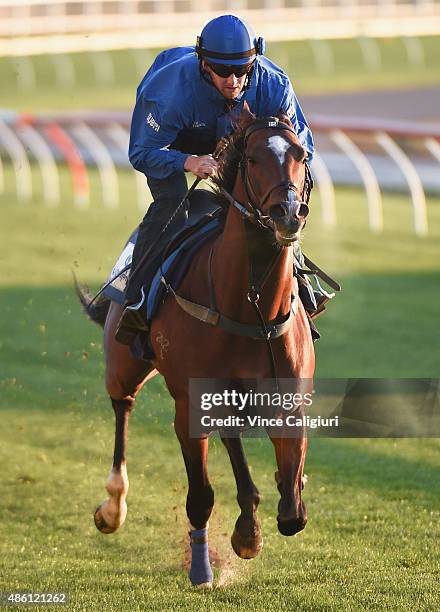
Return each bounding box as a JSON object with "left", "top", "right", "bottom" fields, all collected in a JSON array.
[{"left": 161, "top": 277, "right": 298, "bottom": 340}]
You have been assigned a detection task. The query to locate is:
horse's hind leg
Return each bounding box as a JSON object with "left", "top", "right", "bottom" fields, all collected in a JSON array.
[
  {"left": 94, "top": 397, "right": 133, "bottom": 533},
  {"left": 175, "top": 404, "right": 214, "bottom": 587},
  {"left": 94, "top": 301, "right": 156, "bottom": 534},
  {"left": 220, "top": 435, "right": 263, "bottom": 559},
  {"left": 270, "top": 435, "right": 308, "bottom": 536}
]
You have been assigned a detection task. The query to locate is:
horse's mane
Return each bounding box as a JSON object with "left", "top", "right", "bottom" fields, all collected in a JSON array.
[
  {"left": 210, "top": 114, "right": 304, "bottom": 207},
  {"left": 210, "top": 125, "right": 246, "bottom": 202}
]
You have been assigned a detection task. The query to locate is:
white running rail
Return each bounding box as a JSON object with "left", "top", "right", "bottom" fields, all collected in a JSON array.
[
  {"left": 0, "top": 111, "right": 439, "bottom": 236},
  {"left": 330, "top": 129, "right": 383, "bottom": 233}
]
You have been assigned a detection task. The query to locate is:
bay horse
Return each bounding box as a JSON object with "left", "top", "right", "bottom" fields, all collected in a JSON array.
[{"left": 78, "top": 106, "right": 315, "bottom": 587}]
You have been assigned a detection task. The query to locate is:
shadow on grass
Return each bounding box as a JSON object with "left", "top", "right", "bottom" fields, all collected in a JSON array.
[
  {"left": 1, "top": 271, "right": 440, "bottom": 385},
  {"left": 307, "top": 438, "right": 440, "bottom": 501}
]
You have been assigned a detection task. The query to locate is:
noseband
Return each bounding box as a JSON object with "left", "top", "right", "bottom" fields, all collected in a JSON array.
[{"left": 221, "top": 117, "right": 313, "bottom": 231}]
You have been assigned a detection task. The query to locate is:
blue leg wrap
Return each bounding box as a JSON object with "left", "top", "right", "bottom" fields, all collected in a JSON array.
[{"left": 189, "top": 526, "right": 213, "bottom": 586}]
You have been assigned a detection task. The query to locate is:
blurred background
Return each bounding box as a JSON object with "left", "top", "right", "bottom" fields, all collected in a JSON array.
[{"left": 1, "top": 2, "right": 439, "bottom": 609}]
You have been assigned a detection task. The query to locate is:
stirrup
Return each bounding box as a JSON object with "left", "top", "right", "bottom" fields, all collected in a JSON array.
[
  {"left": 115, "top": 302, "right": 149, "bottom": 345},
  {"left": 309, "top": 293, "right": 330, "bottom": 320}
]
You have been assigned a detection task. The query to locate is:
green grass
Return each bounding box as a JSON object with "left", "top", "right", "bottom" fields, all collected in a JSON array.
[
  {"left": 1, "top": 405, "right": 439, "bottom": 611},
  {"left": 1, "top": 36, "right": 439, "bottom": 111},
  {"left": 0, "top": 165, "right": 440, "bottom": 609}
]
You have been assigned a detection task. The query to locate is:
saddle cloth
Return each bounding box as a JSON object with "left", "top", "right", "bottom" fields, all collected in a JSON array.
[{"left": 103, "top": 190, "right": 224, "bottom": 323}]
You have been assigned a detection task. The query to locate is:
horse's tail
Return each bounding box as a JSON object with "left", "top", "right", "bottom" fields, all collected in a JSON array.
[{"left": 73, "top": 272, "right": 110, "bottom": 329}]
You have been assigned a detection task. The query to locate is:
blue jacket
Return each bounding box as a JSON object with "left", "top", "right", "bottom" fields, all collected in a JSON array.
[{"left": 129, "top": 47, "right": 314, "bottom": 179}]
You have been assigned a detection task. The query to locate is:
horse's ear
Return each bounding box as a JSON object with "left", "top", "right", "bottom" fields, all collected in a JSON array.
[
  {"left": 276, "top": 112, "right": 293, "bottom": 127},
  {"left": 237, "top": 101, "right": 256, "bottom": 130}
]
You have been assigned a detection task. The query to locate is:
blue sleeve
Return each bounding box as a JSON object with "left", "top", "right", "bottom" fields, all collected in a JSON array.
[
  {"left": 128, "top": 90, "right": 190, "bottom": 179},
  {"left": 280, "top": 82, "right": 315, "bottom": 162}
]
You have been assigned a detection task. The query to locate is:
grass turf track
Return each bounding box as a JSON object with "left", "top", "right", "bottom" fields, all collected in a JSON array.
[{"left": 0, "top": 164, "right": 439, "bottom": 610}]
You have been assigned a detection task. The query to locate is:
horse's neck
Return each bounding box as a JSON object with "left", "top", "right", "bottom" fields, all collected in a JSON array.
[{"left": 213, "top": 185, "right": 294, "bottom": 323}]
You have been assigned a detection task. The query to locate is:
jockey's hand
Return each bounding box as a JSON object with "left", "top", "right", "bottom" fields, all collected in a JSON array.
[{"left": 184, "top": 155, "right": 218, "bottom": 179}]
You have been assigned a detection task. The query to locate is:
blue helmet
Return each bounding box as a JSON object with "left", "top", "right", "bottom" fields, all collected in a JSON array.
[{"left": 196, "top": 15, "right": 265, "bottom": 66}]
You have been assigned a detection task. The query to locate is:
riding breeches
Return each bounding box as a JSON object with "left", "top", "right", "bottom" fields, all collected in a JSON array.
[{"left": 124, "top": 172, "right": 189, "bottom": 304}]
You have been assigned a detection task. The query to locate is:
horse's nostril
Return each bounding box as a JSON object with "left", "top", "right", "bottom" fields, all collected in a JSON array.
[
  {"left": 269, "top": 203, "right": 287, "bottom": 220},
  {"left": 299, "top": 203, "right": 309, "bottom": 218}
]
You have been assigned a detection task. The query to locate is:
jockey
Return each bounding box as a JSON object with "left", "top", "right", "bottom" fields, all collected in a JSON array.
[{"left": 117, "top": 14, "right": 319, "bottom": 344}]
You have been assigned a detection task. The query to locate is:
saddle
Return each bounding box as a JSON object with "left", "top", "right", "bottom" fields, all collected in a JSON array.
[{"left": 159, "top": 189, "right": 224, "bottom": 260}]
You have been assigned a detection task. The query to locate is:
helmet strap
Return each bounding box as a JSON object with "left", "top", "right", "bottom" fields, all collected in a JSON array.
[
  {"left": 199, "top": 60, "right": 216, "bottom": 89},
  {"left": 243, "top": 62, "right": 255, "bottom": 93}
]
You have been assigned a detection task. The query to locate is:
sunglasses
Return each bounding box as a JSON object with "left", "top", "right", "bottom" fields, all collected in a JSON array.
[{"left": 206, "top": 61, "right": 254, "bottom": 78}]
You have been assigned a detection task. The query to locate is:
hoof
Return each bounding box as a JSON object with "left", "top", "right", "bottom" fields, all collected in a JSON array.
[
  {"left": 94, "top": 505, "right": 119, "bottom": 534},
  {"left": 277, "top": 516, "right": 307, "bottom": 537},
  {"left": 231, "top": 526, "right": 263, "bottom": 559},
  {"left": 192, "top": 582, "right": 213, "bottom": 589}
]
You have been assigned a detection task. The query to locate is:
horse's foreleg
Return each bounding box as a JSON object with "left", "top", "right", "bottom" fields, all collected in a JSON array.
[
  {"left": 175, "top": 405, "right": 214, "bottom": 588},
  {"left": 270, "top": 435, "right": 308, "bottom": 536},
  {"left": 94, "top": 301, "right": 156, "bottom": 534},
  {"left": 220, "top": 435, "right": 263, "bottom": 559}
]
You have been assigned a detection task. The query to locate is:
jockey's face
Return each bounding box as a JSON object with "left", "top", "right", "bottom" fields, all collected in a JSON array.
[{"left": 202, "top": 61, "right": 248, "bottom": 100}]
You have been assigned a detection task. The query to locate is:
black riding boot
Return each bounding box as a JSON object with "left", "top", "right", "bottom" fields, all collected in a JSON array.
[{"left": 115, "top": 172, "right": 188, "bottom": 345}]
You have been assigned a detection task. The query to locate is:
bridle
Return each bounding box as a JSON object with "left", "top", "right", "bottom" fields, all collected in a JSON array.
[
  {"left": 202, "top": 116, "right": 315, "bottom": 383},
  {"left": 220, "top": 117, "right": 313, "bottom": 232}
]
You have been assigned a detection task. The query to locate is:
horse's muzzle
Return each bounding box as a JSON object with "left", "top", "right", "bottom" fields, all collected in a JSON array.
[{"left": 269, "top": 200, "right": 309, "bottom": 244}]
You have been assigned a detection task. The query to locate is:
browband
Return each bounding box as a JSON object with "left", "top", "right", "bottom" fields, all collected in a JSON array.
[{"left": 244, "top": 117, "right": 297, "bottom": 145}]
